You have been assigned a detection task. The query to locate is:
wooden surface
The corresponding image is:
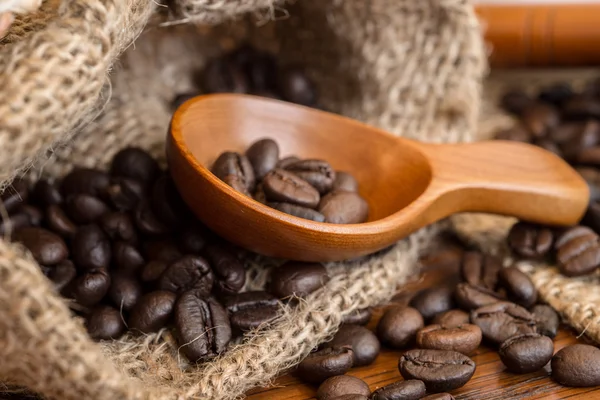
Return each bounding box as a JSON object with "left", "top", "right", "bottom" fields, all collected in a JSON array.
[
  {"left": 168, "top": 94, "right": 588, "bottom": 263},
  {"left": 246, "top": 244, "right": 599, "bottom": 400}
]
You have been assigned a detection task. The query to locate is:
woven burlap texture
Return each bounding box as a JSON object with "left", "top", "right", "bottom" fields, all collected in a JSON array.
[{"left": 0, "top": 1, "right": 485, "bottom": 399}]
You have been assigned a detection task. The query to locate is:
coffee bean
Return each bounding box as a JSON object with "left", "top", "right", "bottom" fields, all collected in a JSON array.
[
  {"left": 47, "top": 259, "right": 77, "bottom": 292},
  {"left": 203, "top": 242, "right": 245, "bottom": 295},
  {"left": 180, "top": 224, "right": 211, "bottom": 254},
  {"left": 278, "top": 68, "right": 317, "bottom": 106},
  {"left": 332, "top": 171, "right": 359, "bottom": 193},
  {"left": 152, "top": 174, "right": 191, "bottom": 227},
  {"left": 45, "top": 204, "right": 77, "bottom": 237},
  {"left": 497, "top": 266, "right": 537, "bottom": 308},
  {"left": 13, "top": 227, "right": 68, "bottom": 265},
  {"left": 175, "top": 293, "right": 231, "bottom": 362},
  {"left": 555, "top": 226, "right": 600, "bottom": 276},
  {"left": 140, "top": 260, "right": 169, "bottom": 284},
  {"left": 110, "top": 147, "right": 160, "bottom": 185},
  {"left": 108, "top": 273, "right": 142, "bottom": 311},
  {"left": 460, "top": 251, "right": 501, "bottom": 290},
  {"left": 85, "top": 306, "right": 126, "bottom": 340},
  {"left": 499, "top": 333, "right": 553, "bottom": 373},
  {"left": 212, "top": 152, "right": 255, "bottom": 194},
  {"left": 268, "top": 261, "right": 328, "bottom": 298},
  {"left": 494, "top": 125, "right": 531, "bottom": 143},
  {"left": 409, "top": 286, "right": 455, "bottom": 321},
  {"left": 296, "top": 347, "right": 354, "bottom": 384},
  {"left": 318, "top": 191, "right": 369, "bottom": 224},
  {"left": 563, "top": 95, "right": 600, "bottom": 120},
  {"left": 128, "top": 290, "right": 176, "bottom": 334},
  {"left": 18, "top": 205, "right": 42, "bottom": 226},
  {"left": 201, "top": 58, "right": 249, "bottom": 94},
  {"left": 370, "top": 379, "right": 426, "bottom": 400},
  {"left": 376, "top": 306, "right": 424, "bottom": 349},
  {"left": 521, "top": 103, "right": 560, "bottom": 137},
  {"left": 102, "top": 177, "right": 144, "bottom": 211},
  {"left": 65, "top": 194, "right": 109, "bottom": 224},
  {"left": 551, "top": 344, "right": 600, "bottom": 387},
  {"left": 500, "top": 89, "right": 533, "bottom": 115},
  {"left": 0, "top": 213, "right": 31, "bottom": 235},
  {"left": 398, "top": 349, "right": 475, "bottom": 393},
  {"left": 158, "top": 255, "right": 213, "bottom": 296},
  {"left": 112, "top": 242, "right": 144, "bottom": 273},
  {"left": 222, "top": 291, "right": 280, "bottom": 332},
  {"left": 276, "top": 156, "right": 300, "bottom": 169},
  {"left": 285, "top": 159, "right": 336, "bottom": 194},
  {"left": 32, "top": 179, "right": 62, "bottom": 206},
  {"left": 316, "top": 375, "right": 370, "bottom": 400},
  {"left": 454, "top": 283, "right": 504, "bottom": 310},
  {"left": 68, "top": 268, "right": 111, "bottom": 307},
  {"left": 538, "top": 82, "right": 573, "bottom": 106},
  {"left": 71, "top": 225, "right": 111, "bottom": 270},
  {"left": 416, "top": 324, "right": 482, "bottom": 355},
  {"left": 253, "top": 183, "right": 267, "bottom": 204},
  {"left": 341, "top": 308, "right": 372, "bottom": 326},
  {"left": 328, "top": 324, "right": 380, "bottom": 367},
  {"left": 531, "top": 304, "right": 560, "bottom": 339},
  {"left": 61, "top": 168, "right": 110, "bottom": 197},
  {"left": 420, "top": 394, "right": 455, "bottom": 400},
  {"left": 470, "top": 301, "right": 536, "bottom": 345},
  {"left": 134, "top": 201, "right": 170, "bottom": 236},
  {"left": 562, "top": 121, "right": 600, "bottom": 161},
  {"left": 268, "top": 202, "right": 326, "bottom": 222},
  {"left": 432, "top": 309, "right": 470, "bottom": 327},
  {"left": 263, "top": 169, "right": 320, "bottom": 208},
  {"left": 144, "top": 239, "right": 182, "bottom": 263},
  {"left": 1, "top": 179, "right": 29, "bottom": 214},
  {"left": 99, "top": 212, "right": 137, "bottom": 243},
  {"left": 246, "top": 138, "right": 280, "bottom": 180},
  {"left": 507, "top": 222, "right": 554, "bottom": 259}
]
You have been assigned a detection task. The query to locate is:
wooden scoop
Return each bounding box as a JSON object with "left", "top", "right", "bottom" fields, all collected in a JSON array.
[{"left": 167, "top": 94, "right": 589, "bottom": 262}]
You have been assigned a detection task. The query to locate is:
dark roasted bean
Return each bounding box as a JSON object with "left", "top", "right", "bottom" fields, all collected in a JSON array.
[
  {"left": 285, "top": 159, "right": 336, "bottom": 194},
  {"left": 454, "top": 283, "right": 504, "bottom": 310},
  {"left": 68, "top": 268, "right": 111, "bottom": 307},
  {"left": 507, "top": 222, "right": 554, "bottom": 258},
  {"left": 201, "top": 58, "right": 249, "bottom": 94},
  {"left": 370, "top": 379, "right": 426, "bottom": 400},
  {"left": 108, "top": 273, "right": 142, "bottom": 311},
  {"left": 497, "top": 266, "right": 537, "bottom": 308},
  {"left": 128, "top": 290, "right": 177, "bottom": 334},
  {"left": 144, "top": 239, "right": 182, "bottom": 263},
  {"left": 263, "top": 169, "right": 320, "bottom": 208},
  {"left": 268, "top": 202, "right": 326, "bottom": 222},
  {"left": 152, "top": 174, "right": 192, "bottom": 227},
  {"left": 65, "top": 194, "right": 109, "bottom": 224},
  {"left": 45, "top": 204, "right": 77, "bottom": 237},
  {"left": 18, "top": 205, "right": 42, "bottom": 226},
  {"left": 341, "top": 308, "right": 372, "bottom": 326},
  {"left": 61, "top": 168, "right": 110, "bottom": 197},
  {"left": 328, "top": 324, "right": 380, "bottom": 367},
  {"left": 246, "top": 138, "right": 280, "bottom": 180},
  {"left": 318, "top": 191, "right": 369, "bottom": 224},
  {"left": 13, "top": 227, "right": 68, "bottom": 265},
  {"left": 47, "top": 259, "right": 77, "bottom": 292},
  {"left": 332, "top": 171, "right": 359, "bottom": 193},
  {"left": 296, "top": 347, "right": 354, "bottom": 384},
  {"left": 555, "top": 226, "right": 600, "bottom": 276},
  {"left": 113, "top": 241, "right": 145, "bottom": 273},
  {"left": 99, "top": 212, "right": 137, "bottom": 243},
  {"left": 409, "top": 286, "right": 455, "bottom": 321},
  {"left": 377, "top": 306, "right": 424, "bottom": 349},
  {"left": 278, "top": 68, "right": 317, "bottom": 106},
  {"left": 269, "top": 261, "right": 328, "bottom": 299},
  {"left": 500, "top": 89, "right": 533, "bottom": 115},
  {"left": 140, "top": 260, "right": 169, "bottom": 284},
  {"left": 71, "top": 225, "right": 111, "bottom": 270},
  {"left": 460, "top": 251, "right": 501, "bottom": 290},
  {"left": 102, "top": 177, "right": 144, "bottom": 211},
  {"left": 538, "top": 82, "right": 573, "bottom": 106},
  {"left": 551, "top": 344, "right": 600, "bottom": 387},
  {"left": 416, "top": 324, "right": 482, "bottom": 355},
  {"left": 0, "top": 213, "right": 31, "bottom": 235},
  {"left": 222, "top": 291, "right": 280, "bottom": 332},
  {"left": 470, "top": 301, "right": 536, "bottom": 345},
  {"left": 316, "top": 375, "right": 370, "bottom": 400},
  {"left": 432, "top": 309, "right": 470, "bottom": 328},
  {"left": 110, "top": 147, "right": 160, "bottom": 185},
  {"left": 85, "top": 306, "right": 126, "bottom": 340},
  {"left": 499, "top": 333, "right": 554, "bottom": 373},
  {"left": 531, "top": 304, "right": 560, "bottom": 339},
  {"left": 521, "top": 103, "right": 560, "bottom": 137},
  {"left": 134, "top": 201, "right": 171, "bottom": 236},
  {"left": 203, "top": 243, "right": 245, "bottom": 295},
  {"left": 276, "top": 156, "right": 300, "bottom": 169},
  {"left": 212, "top": 152, "right": 255, "bottom": 194},
  {"left": 180, "top": 224, "right": 212, "bottom": 254},
  {"left": 32, "top": 179, "right": 62, "bottom": 206},
  {"left": 158, "top": 255, "right": 214, "bottom": 296}
]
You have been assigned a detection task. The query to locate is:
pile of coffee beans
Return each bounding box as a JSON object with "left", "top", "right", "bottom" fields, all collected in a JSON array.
[{"left": 211, "top": 137, "right": 369, "bottom": 223}]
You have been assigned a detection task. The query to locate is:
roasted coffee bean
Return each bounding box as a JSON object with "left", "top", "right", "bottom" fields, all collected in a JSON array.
[
  {"left": 245, "top": 138, "right": 280, "bottom": 180},
  {"left": 454, "top": 283, "right": 504, "bottom": 310},
  {"left": 1, "top": 179, "right": 29, "bottom": 213},
  {"left": 409, "top": 286, "right": 455, "bottom": 321},
  {"left": 203, "top": 242, "right": 245, "bottom": 295},
  {"left": 134, "top": 201, "right": 170, "bottom": 236},
  {"left": 32, "top": 179, "right": 62, "bottom": 206},
  {"left": 507, "top": 222, "right": 553, "bottom": 259},
  {"left": 68, "top": 268, "right": 111, "bottom": 307},
  {"left": 460, "top": 251, "right": 501, "bottom": 290},
  {"left": 180, "top": 224, "right": 211, "bottom": 254},
  {"left": 551, "top": 344, "right": 600, "bottom": 387},
  {"left": 108, "top": 273, "right": 142, "bottom": 311},
  {"left": 175, "top": 293, "right": 231, "bottom": 362},
  {"left": 110, "top": 147, "right": 160, "bottom": 185},
  {"left": 285, "top": 159, "right": 336, "bottom": 194},
  {"left": 328, "top": 324, "right": 380, "bottom": 366},
  {"left": 555, "top": 121, "right": 600, "bottom": 161},
  {"left": 276, "top": 156, "right": 300, "bottom": 169},
  {"left": 263, "top": 169, "right": 320, "bottom": 208},
  {"left": 538, "top": 82, "right": 573, "bottom": 106},
  {"left": 61, "top": 168, "right": 110, "bottom": 197},
  {"left": 253, "top": 183, "right": 267, "bottom": 204},
  {"left": 99, "top": 212, "right": 137, "bottom": 243},
  {"left": 500, "top": 89, "right": 533, "bottom": 115},
  {"left": 370, "top": 379, "right": 426, "bottom": 400},
  {"left": 152, "top": 174, "right": 191, "bottom": 227},
  {"left": 470, "top": 301, "right": 536, "bottom": 345},
  {"left": 296, "top": 347, "right": 354, "bottom": 384},
  {"left": 144, "top": 239, "right": 182, "bottom": 263},
  {"left": 112, "top": 242, "right": 145, "bottom": 273},
  {"left": 555, "top": 226, "right": 600, "bottom": 276},
  {"left": 102, "top": 177, "right": 144, "bottom": 211},
  {"left": 332, "top": 171, "right": 359, "bottom": 193},
  {"left": 341, "top": 308, "right": 372, "bottom": 326},
  {"left": 171, "top": 93, "right": 197, "bottom": 110},
  {"left": 316, "top": 375, "right": 370, "bottom": 400},
  {"left": 0, "top": 213, "right": 31, "bottom": 235},
  {"left": 497, "top": 266, "right": 537, "bottom": 307},
  {"left": 416, "top": 324, "right": 482, "bottom": 355},
  {"left": 18, "top": 205, "right": 42, "bottom": 226},
  {"left": 71, "top": 225, "right": 111, "bottom": 270},
  {"left": 65, "top": 194, "right": 109, "bottom": 223},
  {"left": 158, "top": 255, "right": 213, "bottom": 296},
  {"left": 268, "top": 202, "right": 326, "bottom": 222},
  {"left": 222, "top": 291, "right": 280, "bottom": 332},
  {"left": 128, "top": 290, "right": 176, "bottom": 334},
  {"left": 531, "top": 304, "right": 560, "bottom": 339},
  {"left": 377, "top": 306, "right": 424, "bottom": 348},
  {"left": 432, "top": 309, "right": 470, "bottom": 327},
  {"left": 494, "top": 124, "right": 531, "bottom": 143},
  {"left": 201, "top": 58, "right": 249, "bottom": 94},
  {"left": 398, "top": 349, "right": 476, "bottom": 393},
  {"left": 318, "top": 191, "right": 369, "bottom": 224},
  {"left": 47, "top": 259, "right": 77, "bottom": 292},
  {"left": 420, "top": 394, "right": 455, "bottom": 400},
  {"left": 212, "top": 152, "right": 255, "bottom": 194},
  {"left": 278, "top": 68, "right": 317, "bottom": 106},
  {"left": 521, "top": 103, "right": 560, "bottom": 137},
  {"left": 268, "top": 261, "right": 328, "bottom": 299},
  {"left": 576, "top": 146, "right": 600, "bottom": 166},
  {"left": 140, "top": 260, "right": 169, "bottom": 284},
  {"left": 85, "top": 306, "right": 126, "bottom": 340},
  {"left": 45, "top": 204, "right": 77, "bottom": 237},
  {"left": 499, "top": 333, "right": 553, "bottom": 373},
  {"left": 13, "top": 227, "right": 68, "bottom": 265}
]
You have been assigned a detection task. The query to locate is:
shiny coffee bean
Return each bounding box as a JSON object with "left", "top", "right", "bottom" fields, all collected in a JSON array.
[
  {"left": 421, "top": 394, "right": 455, "bottom": 400},
  {"left": 85, "top": 306, "right": 126, "bottom": 340},
  {"left": 108, "top": 273, "right": 142, "bottom": 311},
  {"left": 68, "top": 268, "right": 111, "bottom": 307},
  {"left": 460, "top": 251, "right": 501, "bottom": 290},
  {"left": 263, "top": 169, "right": 320, "bottom": 208},
  {"left": 296, "top": 347, "right": 354, "bottom": 384},
  {"left": 1, "top": 179, "right": 29, "bottom": 213},
  {"left": 500, "top": 89, "right": 533, "bottom": 115},
  {"left": 470, "top": 301, "right": 536, "bottom": 345},
  {"left": 128, "top": 290, "right": 177, "bottom": 334},
  {"left": 497, "top": 266, "right": 537, "bottom": 308},
  {"left": 13, "top": 227, "right": 68, "bottom": 265},
  {"left": 134, "top": 201, "right": 170, "bottom": 236},
  {"left": 246, "top": 138, "right": 280, "bottom": 180},
  {"left": 175, "top": 293, "right": 231, "bottom": 362},
  {"left": 144, "top": 239, "right": 182, "bottom": 263},
  {"left": 316, "top": 375, "right": 370, "bottom": 400},
  {"left": 99, "top": 212, "right": 137, "bottom": 243},
  {"left": 180, "top": 224, "right": 211, "bottom": 254},
  {"left": 268, "top": 202, "right": 326, "bottom": 222},
  {"left": 555, "top": 226, "right": 600, "bottom": 276},
  {"left": 409, "top": 286, "right": 455, "bottom": 321},
  {"left": 113, "top": 241, "right": 145, "bottom": 273},
  {"left": 499, "top": 333, "right": 554, "bottom": 373},
  {"left": 416, "top": 324, "right": 482, "bottom": 355},
  {"left": 269, "top": 261, "right": 328, "bottom": 299},
  {"left": 212, "top": 152, "right": 255, "bottom": 194},
  {"left": 538, "top": 82, "right": 573, "bottom": 106},
  {"left": 377, "top": 306, "right": 424, "bottom": 348},
  {"left": 551, "top": 344, "right": 600, "bottom": 387},
  {"left": 65, "top": 194, "right": 109, "bottom": 224},
  {"left": 285, "top": 159, "right": 336, "bottom": 194},
  {"left": 61, "top": 168, "right": 110, "bottom": 197},
  {"left": 341, "top": 308, "right": 372, "bottom": 326},
  {"left": 507, "top": 222, "right": 553, "bottom": 259},
  {"left": 328, "top": 324, "right": 380, "bottom": 367},
  {"left": 278, "top": 68, "right": 317, "bottom": 106},
  {"left": 432, "top": 309, "right": 470, "bottom": 327},
  {"left": 152, "top": 174, "right": 191, "bottom": 227},
  {"left": 454, "top": 283, "right": 504, "bottom": 310},
  {"left": 140, "top": 260, "right": 169, "bottom": 284},
  {"left": 32, "top": 179, "right": 62, "bottom": 206},
  {"left": 521, "top": 103, "right": 560, "bottom": 137},
  {"left": 71, "top": 225, "right": 111, "bottom": 270},
  {"left": 318, "top": 191, "right": 369, "bottom": 224},
  {"left": 531, "top": 304, "right": 560, "bottom": 339},
  {"left": 47, "top": 259, "right": 77, "bottom": 292},
  {"left": 45, "top": 205, "right": 76, "bottom": 237},
  {"left": 203, "top": 243, "right": 245, "bottom": 295},
  {"left": 110, "top": 147, "right": 160, "bottom": 185},
  {"left": 102, "top": 177, "right": 144, "bottom": 211},
  {"left": 398, "top": 349, "right": 476, "bottom": 393},
  {"left": 276, "top": 156, "right": 300, "bottom": 169},
  {"left": 332, "top": 171, "right": 359, "bottom": 193},
  {"left": 370, "top": 379, "right": 426, "bottom": 400},
  {"left": 494, "top": 124, "right": 531, "bottom": 143},
  {"left": 158, "top": 255, "right": 214, "bottom": 296},
  {"left": 222, "top": 291, "right": 280, "bottom": 332}
]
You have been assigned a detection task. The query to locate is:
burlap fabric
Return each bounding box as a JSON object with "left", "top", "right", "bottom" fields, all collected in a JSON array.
[{"left": 0, "top": 1, "right": 485, "bottom": 399}]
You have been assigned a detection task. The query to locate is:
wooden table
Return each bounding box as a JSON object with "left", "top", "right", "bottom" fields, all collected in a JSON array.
[{"left": 246, "top": 244, "right": 600, "bottom": 400}]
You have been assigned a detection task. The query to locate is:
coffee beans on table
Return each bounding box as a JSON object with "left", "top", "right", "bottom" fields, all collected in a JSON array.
[
  {"left": 295, "top": 347, "right": 354, "bottom": 384},
  {"left": 498, "top": 333, "right": 554, "bottom": 374},
  {"left": 316, "top": 375, "right": 371, "bottom": 400},
  {"left": 551, "top": 344, "right": 600, "bottom": 387},
  {"left": 370, "top": 379, "right": 426, "bottom": 400},
  {"left": 497, "top": 266, "right": 538, "bottom": 308},
  {"left": 460, "top": 251, "right": 501, "bottom": 290},
  {"left": 376, "top": 306, "right": 424, "bottom": 349},
  {"left": 416, "top": 324, "right": 482, "bottom": 355},
  {"left": 409, "top": 286, "right": 455, "bottom": 321},
  {"left": 470, "top": 301, "right": 536, "bottom": 345},
  {"left": 531, "top": 304, "right": 560, "bottom": 339},
  {"left": 327, "top": 324, "right": 380, "bottom": 367}
]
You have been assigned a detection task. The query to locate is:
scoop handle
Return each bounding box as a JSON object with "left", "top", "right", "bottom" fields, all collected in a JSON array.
[{"left": 418, "top": 140, "right": 589, "bottom": 226}]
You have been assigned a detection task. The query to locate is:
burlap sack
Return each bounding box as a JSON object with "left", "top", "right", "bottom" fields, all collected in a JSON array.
[{"left": 0, "top": 1, "right": 486, "bottom": 399}]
